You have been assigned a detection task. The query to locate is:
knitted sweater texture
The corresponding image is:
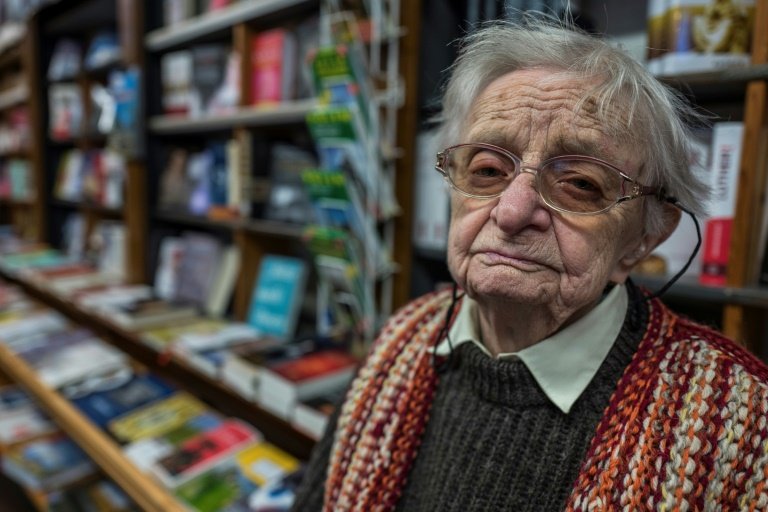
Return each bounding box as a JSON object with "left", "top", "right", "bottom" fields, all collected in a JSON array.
[{"left": 292, "top": 285, "right": 768, "bottom": 511}]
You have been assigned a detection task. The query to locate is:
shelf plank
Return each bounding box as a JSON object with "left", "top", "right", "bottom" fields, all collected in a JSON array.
[
  {"left": 0, "top": 345, "right": 185, "bottom": 512},
  {"left": 145, "top": 0, "right": 316, "bottom": 51},
  {"left": 51, "top": 199, "right": 123, "bottom": 218},
  {"left": 632, "top": 274, "right": 768, "bottom": 308},
  {"left": 154, "top": 209, "right": 306, "bottom": 239},
  {"left": 148, "top": 100, "right": 316, "bottom": 134},
  {"left": 2, "top": 274, "right": 316, "bottom": 460}
]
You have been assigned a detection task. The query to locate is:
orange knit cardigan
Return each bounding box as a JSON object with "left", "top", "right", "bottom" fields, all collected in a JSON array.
[{"left": 323, "top": 289, "right": 768, "bottom": 511}]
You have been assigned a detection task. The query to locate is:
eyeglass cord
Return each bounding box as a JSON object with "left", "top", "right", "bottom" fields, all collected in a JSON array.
[{"left": 648, "top": 199, "right": 702, "bottom": 300}]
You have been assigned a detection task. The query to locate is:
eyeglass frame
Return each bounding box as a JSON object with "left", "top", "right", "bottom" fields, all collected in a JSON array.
[{"left": 434, "top": 142, "right": 666, "bottom": 215}]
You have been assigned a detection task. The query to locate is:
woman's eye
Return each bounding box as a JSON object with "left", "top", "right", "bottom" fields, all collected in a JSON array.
[
  {"left": 472, "top": 166, "right": 504, "bottom": 178},
  {"left": 565, "top": 177, "right": 599, "bottom": 191}
]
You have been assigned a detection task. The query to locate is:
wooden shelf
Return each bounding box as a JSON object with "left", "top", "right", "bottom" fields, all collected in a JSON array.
[
  {"left": 145, "top": 0, "right": 316, "bottom": 51},
  {"left": 0, "top": 148, "right": 30, "bottom": 158},
  {"left": 148, "top": 100, "right": 316, "bottom": 134},
  {"left": 632, "top": 274, "right": 768, "bottom": 308},
  {"left": 51, "top": 199, "right": 123, "bottom": 217},
  {"left": 0, "top": 345, "right": 185, "bottom": 512},
  {"left": 657, "top": 64, "right": 768, "bottom": 101},
  {"left": 2, "top": 272, "right": 316, "bottom": 460},
  {"left": 154, "top": 210, "right": 306, "bottom": 239},
  {"left": 0, "top": 197, "right": 36, "bottom": 207}
]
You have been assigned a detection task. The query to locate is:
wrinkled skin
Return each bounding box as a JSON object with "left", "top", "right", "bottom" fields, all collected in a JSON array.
[{"left": 446, "top": 68, "right": 678, "bottom": 355}]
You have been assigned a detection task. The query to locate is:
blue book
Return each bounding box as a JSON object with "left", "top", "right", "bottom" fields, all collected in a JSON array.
[
  {"left": 247, "top": 255, "right": 307, "bottom": 340},
  {"left": 72, "top": 373, "right": 176, "bottom": 429}
]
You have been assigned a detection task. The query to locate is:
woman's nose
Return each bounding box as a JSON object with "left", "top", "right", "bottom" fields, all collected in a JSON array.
[{"left": 490, "top": 172, "right": 551, "bottom": 234}]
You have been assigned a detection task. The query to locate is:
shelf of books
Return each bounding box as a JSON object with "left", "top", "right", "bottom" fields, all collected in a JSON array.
[
  {"left": 37, "top": 0, "right": 148, "bottom": 284},
  {"left": 0, "top": 254, "right": 322, "bottom": 510},
  {"left": 146, "top": 0, "right": 407, "bottom": 352},
  {"left": 0, "top": 10, "right": 44, "bottom": 243}
]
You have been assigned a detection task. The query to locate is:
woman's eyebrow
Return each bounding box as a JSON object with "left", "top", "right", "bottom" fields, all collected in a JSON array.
[{"left": 549, "top": 136, "right": 604, "bottom": 157}]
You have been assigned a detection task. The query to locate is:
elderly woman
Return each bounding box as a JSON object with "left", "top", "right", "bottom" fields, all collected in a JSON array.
[{"left": 292, "top": 21, "right": 768, "bottom": 511}]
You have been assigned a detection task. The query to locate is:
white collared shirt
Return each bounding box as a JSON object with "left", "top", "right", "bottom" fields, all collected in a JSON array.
[{"left": 432, "top": 284, "right": 628, "bottom": 414}]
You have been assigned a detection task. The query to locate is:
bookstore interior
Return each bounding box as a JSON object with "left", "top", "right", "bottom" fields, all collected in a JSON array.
[{"left": 0, "top": 0, "right": 765, "bottom": 509}]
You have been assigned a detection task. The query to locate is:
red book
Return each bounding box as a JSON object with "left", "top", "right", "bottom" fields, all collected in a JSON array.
[
  {"left": 251, "top": 28, "right": 296, "bottom": 106},
  {"left": 257, "top": 350, "right": 357, "bottom": 420},
  {"left": 152, "top": 419, "right": 259, "bottom": 487}
]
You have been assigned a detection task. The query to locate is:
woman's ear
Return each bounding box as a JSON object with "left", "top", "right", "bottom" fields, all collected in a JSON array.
[{"left": 611, "top": 204, "right": 683, "bottom": 283}]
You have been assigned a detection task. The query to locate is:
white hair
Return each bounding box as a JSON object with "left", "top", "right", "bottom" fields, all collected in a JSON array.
[{"left": 436, "top": 19, "right": 709, "bottom": 236}]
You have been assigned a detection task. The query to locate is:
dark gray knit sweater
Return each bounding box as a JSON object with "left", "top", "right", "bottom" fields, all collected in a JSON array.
[{"left": 292, "top": 285, "right": 648, "bottom": 511}]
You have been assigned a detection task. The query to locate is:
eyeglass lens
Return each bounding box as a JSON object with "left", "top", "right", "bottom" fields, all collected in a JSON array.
[{"left": 445, "top": 145, "right": 625, "bottom": 214}]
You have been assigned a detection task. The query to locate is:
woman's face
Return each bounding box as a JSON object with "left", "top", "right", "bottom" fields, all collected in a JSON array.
[{"left": 447, "top": 68, "right": 652, "bottom": 318}]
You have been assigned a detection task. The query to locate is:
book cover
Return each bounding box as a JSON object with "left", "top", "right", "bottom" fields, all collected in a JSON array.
[
  {"left": 235, "top": 441, "right": 299, "bottom": 487},
  {"left": 173, "top": 451, "right": 258, "bottom": 512},
  {"left": 248, "top": 465, "right": 305, "bottom": 511},
  {"left": 161, "top": 50, "right": 194, "bottom": 115},
  {"left": 220, "top": 337, "right": 306, "bottom": 401},
  {"left": 174, "top": 232, "right": 223, "bottom": 309},
  {"left": 151, "top": 420, "right": 259, "bottom": 488},
  {"left": 123, "top": 411, "right": 223, "bottom": 472},
  {"left": 251, "top": 28, "right": 297, "bottom": 105},
  {"left": 263, "top": 143, "right": 317, "bottom": 224},
  {"left": 140, "top": 318, "right": 230, "bottom": 352},
  {"left": 247, "top": 254, "right": 308, "bottom": 340},
  {"left": 1, "top": 432, "right": 95, "bottom": 491},
  {"left": 291, "top": 388, "right": 344, "bottom": 440},
  {"left": 257, "top": 350, "right": 357, "bottom": 419},
  {"left": 108, "top": 392, "right": 209, "bottom": 443},
  {"left": 71, "top": 373, "right": 176, "bottom": 429},
  {"left": 204, "top": 244, "right": 241, "bottom": 318},
  {"left": 101, "top": 298, "right": 199, "bottom": 331},
  {"left": 191, "top": 44, "right": 230, "bottom": 116},
  {"left": 700, "top": 122, "right": 743, "bottom": 286},
  {"left": 0, "top": 406, "right": 57, "bottom": 445}
]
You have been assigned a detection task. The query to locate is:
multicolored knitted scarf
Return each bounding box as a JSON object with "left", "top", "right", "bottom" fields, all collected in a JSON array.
[{"left": 323, "top": 289, "right": 768, "bottom": 511}]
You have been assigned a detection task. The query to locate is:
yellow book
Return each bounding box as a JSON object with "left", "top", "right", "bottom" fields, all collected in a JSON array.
[
  {"left": 235, "top": 441, "right": 299, "bottom": 487},
  {"left": 140, "top": 318, "right": 226, "bottom": 351},
  {"left": 108, "top": 392, "right": 208, "bottom": 442}
]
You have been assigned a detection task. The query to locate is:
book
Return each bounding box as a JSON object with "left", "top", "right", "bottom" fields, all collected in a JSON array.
[
  {"left": 248, "top": 465, "right": 305, "bottom": 511},
  {"left": 191, "top": 44, "right": 230, "bottom": 116},
  {"left": 161, "top": 50, "right": 194, "bottom": 116},
  {"left": 173, "top": 454, "right": 258, "bottom": 512},
  {"left": 263, "top": 143, "right": 317, "bottom": 224},
  {"left": 700, "top": 122, "right": 743, "bottom": 286},
  {"left": 220, "top": 337, "right": 308, "bottom": 401},
  {"left": 174, "top": 232, "right": 223, "bottom": 309},
  {"left": 413, "top": 128, "right": 449, "bottom": 251},
  {"left": 251, "top": 28, "right": 297, "bottom": 105},
  {"left": 17, "top": 335, "right": 129, "bottom": 390},
  {"left": 71, "top": 373, "right": 177, "bottom": 429},
  {"left": 49, "top": 83, "right": 83, "bottom": 141},
  {"left": 204, "top": 244, "right": 241, "bottom": 317},
  {"left": 1, "top": 432, "right": 95, "bottom": 491},
  {"left": 653, "top": 0, "right": 754, "bottom": 77},
  {"left": 123, "top": 411, "right": 223, "bottom": 472},
  {"left": 291, "top": 388, "right": 344, "bottom": 440},
  {"left": 140, "top": 318, "right": 232, "bottom": 352},
  {"left": 235, "top": 441, "right": 300, "bottom": 488},
  {"left": 257, "top": 349, "right": 357, "bottom": 419},
  {"left": 0, "top": 384, "right": 34, "bottom": 411},
  {"left": 108, "top": 392, "right": 209, "bottom": 443},
  {"left": 0, "top": 406, "right": 57, "bottom": 446},
  {"left": 247, "top": 254, "right": 308, "bottom": 340},
  {"left": 100, "top": 298, "right": 199, "bottom": 331},
  {"left": 151, "top": 420, "right": 260, "bottom": 488}
]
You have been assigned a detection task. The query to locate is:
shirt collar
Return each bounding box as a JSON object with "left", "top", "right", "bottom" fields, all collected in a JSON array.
[{"left": 433, "top": 284, "right": 628, "bottom": 414}]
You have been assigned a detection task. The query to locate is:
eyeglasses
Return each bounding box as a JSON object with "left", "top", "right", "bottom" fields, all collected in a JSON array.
[{"left": 435, "top": 143, "right": 664, "bottom": 215}]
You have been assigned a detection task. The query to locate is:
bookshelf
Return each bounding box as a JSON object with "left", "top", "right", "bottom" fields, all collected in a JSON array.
[
  {"left": 579, "top": 0, "right": 768, "bottom": 354},
  {"left": 0, "top": 18, "right": 44, "bottom": 242},
  {"left": 0, "top": 345, "right": 185, "bottom": 512},
  {"left": 34, "top": 0, "right": 148, "bottom": 284}
]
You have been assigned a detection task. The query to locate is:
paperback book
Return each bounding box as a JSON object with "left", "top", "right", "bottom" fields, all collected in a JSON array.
[{"left": 107, "top": 392, "right": 209, "bottom": 443}]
